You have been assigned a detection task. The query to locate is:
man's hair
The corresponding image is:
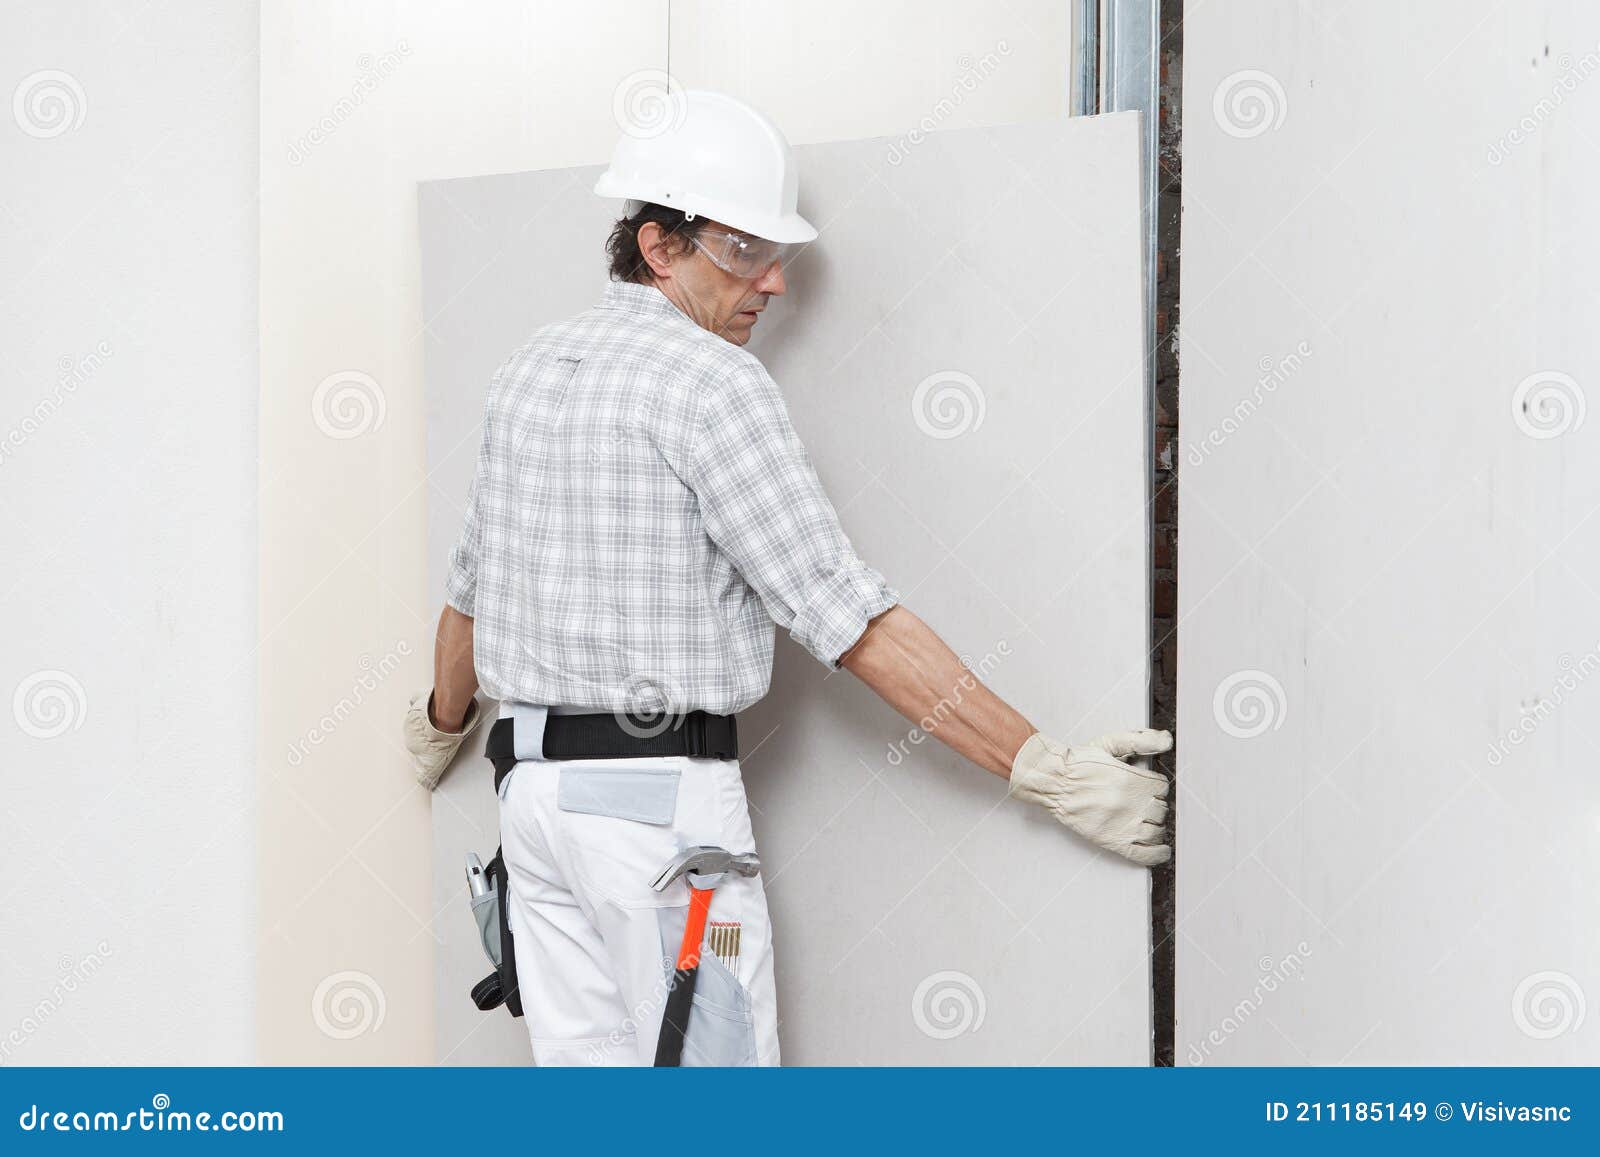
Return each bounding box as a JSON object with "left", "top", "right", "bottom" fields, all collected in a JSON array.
[{"left": 605, "top": 202, "right": 706, "bottom": 284}]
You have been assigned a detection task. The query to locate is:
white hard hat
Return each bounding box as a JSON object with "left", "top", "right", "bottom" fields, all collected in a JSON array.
[{"left": 595, "top": 89, "right": 818, "bottom": 244}]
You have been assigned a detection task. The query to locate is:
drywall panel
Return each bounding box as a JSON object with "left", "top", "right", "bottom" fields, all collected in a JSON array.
[
  {"left": 1178, "top": 0, "right": 1600, "bottom": 1063},
  {"left": 420, "top": 111, "right": 1150, "bottom": 1064},
  {"left": 0, "top": 2, "right": 258, "bottom": 1061},
  {"left": 260, "top": 0, "right": 1075, "bottom": 1064}
]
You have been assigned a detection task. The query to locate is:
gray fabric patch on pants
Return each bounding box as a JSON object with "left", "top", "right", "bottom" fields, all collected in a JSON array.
[
  {"left": 656, "top": 906, "right": 757, "bottom": 1067},
  {"left": 556, "top": 764, "right": 681, "bottom": 825}
]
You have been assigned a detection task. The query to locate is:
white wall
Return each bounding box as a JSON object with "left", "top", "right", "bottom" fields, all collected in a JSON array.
[
  {"left": 0, "top": 2, "right": 258, "bottom": 1062},
  {"left": 1179, "top": 0, "right": 1600, "bottom": 1063},
  {"left": 260, "top": 0, "right": 1074, "bottom": 1062}
]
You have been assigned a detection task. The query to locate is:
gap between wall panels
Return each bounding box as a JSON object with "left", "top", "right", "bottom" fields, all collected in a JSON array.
[{"left": 1147, "top": 0, "right": 1182, "bottom": 1070}]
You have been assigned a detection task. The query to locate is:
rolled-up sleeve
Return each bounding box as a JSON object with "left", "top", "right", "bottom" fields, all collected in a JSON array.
[
  {"left": 687, "top": 358, "right": 898, "bottom": 667},
  {"left": 444, "top": 411, "right": 492, "bottom": 617}
]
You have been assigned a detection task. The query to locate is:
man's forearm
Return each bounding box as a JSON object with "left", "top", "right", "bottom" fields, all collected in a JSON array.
[
  {"left": 431, "top": 605, "right": 479, "bottom": 731},
  {"left": 839, "top": 605, "right": 1035, "bottom": 778}
]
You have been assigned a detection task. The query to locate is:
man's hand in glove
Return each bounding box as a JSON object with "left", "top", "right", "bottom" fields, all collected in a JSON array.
[
  {"left": 402, "top": 690, "right": 484, "bottom": 791},
  {"left": 1008, "top": 728, "right": 1173, "bottom": 866}
]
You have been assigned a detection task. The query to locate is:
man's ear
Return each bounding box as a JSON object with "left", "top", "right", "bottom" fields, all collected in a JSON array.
[{"left": 637, "top": 221, "right": 677, "bottom": 282}]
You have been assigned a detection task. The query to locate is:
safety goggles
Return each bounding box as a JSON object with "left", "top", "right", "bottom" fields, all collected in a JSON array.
[{"left": 689, "top": 227, "right": 788, "bottom": 278}]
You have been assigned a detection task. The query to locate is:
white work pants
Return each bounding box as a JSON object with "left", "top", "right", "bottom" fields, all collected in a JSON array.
[{"left": 498, "top": 747, "right": 780, "bottom": 1066}]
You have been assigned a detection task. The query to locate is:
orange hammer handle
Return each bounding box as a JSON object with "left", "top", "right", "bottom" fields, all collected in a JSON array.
[{"left": 676, "top": 886, "right": 713, "bottom": 970}]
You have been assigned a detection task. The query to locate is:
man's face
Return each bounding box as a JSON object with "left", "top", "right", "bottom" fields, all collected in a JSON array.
[{"left": 646, "top": 219, "right": 788, "bottom": 347}]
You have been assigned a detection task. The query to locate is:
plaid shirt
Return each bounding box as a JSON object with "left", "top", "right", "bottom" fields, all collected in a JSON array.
[{"left": 445, "top": 281, "right": 898, "bottom": 714}]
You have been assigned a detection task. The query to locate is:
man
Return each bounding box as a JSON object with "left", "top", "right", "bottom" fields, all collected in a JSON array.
[{"left": 404, "top": 90, "right": 1170, "bottom": 1066}]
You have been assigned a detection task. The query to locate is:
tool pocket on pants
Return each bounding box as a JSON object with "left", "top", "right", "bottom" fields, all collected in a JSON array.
[
  {"left": 657, "top": 907, "right": 757, "bottom": 1067},
  {"left": 554, "top": 761, "right": 684, "bottom": 909},
  {"left": 470, "top": 889, "right": 502, "bottom": 968}
]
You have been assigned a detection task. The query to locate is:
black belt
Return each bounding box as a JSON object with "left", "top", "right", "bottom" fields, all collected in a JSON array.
[{"left": 484, "top": 710, "right": 739, "bottom": 781}]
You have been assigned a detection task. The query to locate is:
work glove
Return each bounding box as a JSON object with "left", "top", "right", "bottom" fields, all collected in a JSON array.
[
  {"left": 403, "top": 690, "right": 484, "bottom": 791},
  {"left": 1008, "top": 728, "right": 1173, "bottom": 866}
]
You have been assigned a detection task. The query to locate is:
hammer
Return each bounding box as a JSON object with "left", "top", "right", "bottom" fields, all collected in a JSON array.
[{"left": 650, "top": 844, "right": 761, "bottom": 1067}]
